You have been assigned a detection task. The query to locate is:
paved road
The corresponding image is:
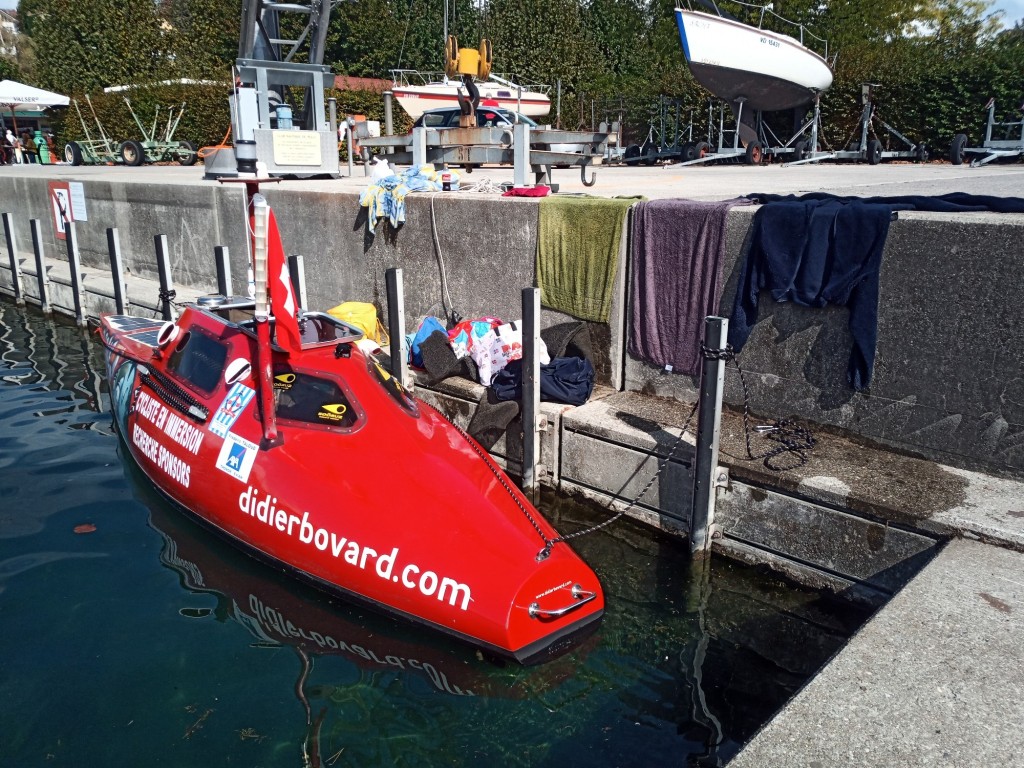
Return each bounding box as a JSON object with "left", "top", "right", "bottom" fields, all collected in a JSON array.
[{"left": 5, "top": 158, "right": 1024, "bottom": 204}]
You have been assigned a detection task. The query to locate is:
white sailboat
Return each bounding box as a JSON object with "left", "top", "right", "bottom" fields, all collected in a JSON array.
[
  {"left": 675, "top": 3, "right": 833, "bottom": 113},
  {"left": 391, "top": 70, "right": 552, "bottom": 119}
]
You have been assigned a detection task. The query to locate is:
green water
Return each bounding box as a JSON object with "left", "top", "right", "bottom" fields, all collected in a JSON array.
[{"left": 0, "top": 302, "right": 869, "bottom": 766}]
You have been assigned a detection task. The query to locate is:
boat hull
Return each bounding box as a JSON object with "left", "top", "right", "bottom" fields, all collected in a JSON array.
[
  {"left": 675, "top": 8, "right": 833, "bottom": 112},
  {"left": 393, "top": 81, "right": 552, "bottom": 119},
  {"left": 101, "top": 308, "right": 603, "bottom": 663}
]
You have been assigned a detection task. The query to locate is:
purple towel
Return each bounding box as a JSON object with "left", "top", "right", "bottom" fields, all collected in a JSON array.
[{"left": 628, "top": 198, "right": 751, "bottom": 375}]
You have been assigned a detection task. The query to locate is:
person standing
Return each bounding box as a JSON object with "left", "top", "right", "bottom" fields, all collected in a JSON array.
[
  {"left": 9, "top": 130, "right": 22, "bottom": 164},
  {"left": 21, "top": 132, "right": 36, "bottom": 164},
  {"left": 2, "top": 129, "right": 14, "bottom": 164}
]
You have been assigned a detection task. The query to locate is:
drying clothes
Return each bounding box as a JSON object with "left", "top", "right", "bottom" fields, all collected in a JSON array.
[
  {"left": 536, "top": 196, "right": 641, "bottom": 322},
  {"left": 359, "top": 165, "right": 457, "bottom": 233},
  {"left": 746, "top": 191, "right": 1024, "bottom": 214},
  {"left": 628, "top": 197, "right": 752, "bottom": 376},
  {"left": 728, "top": 198, "right": 893, "bottom": 391}
]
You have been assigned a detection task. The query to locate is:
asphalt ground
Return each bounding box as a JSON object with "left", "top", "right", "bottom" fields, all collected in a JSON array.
[{"left": 5, "top": 156, "right": 1024, "bottom": 206}]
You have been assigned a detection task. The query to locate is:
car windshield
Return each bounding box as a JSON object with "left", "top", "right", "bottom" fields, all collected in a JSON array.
[{"left": 415, "top": 108, "right": 539, "bottom": 129}]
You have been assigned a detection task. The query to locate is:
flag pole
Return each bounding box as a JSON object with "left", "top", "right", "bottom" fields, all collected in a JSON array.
[{"left": 249, "top": 189, "right": 281, "bottom": 448}]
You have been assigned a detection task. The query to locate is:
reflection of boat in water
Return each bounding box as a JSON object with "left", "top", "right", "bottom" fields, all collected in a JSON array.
[
  {"left": 391, "top": 70, "right": 552, "bottom": 119},
  {"left": 140, "top": 478, "right": 544, "bottom": 697},
  {"left": 674, "top": 3, "right": 833, "bottom": 113},
  {"left": 100, "top": 183, "right": 602, "bottom": 665}
]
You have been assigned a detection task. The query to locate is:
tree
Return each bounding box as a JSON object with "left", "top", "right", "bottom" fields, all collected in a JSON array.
[{"left": 24, "top": 0, "right": 173, "bottom": 93}]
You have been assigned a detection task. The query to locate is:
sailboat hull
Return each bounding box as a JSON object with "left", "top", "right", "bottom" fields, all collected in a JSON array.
[
  {"left": 393, "top": 80, "right": 552, "bottom": 119},
  {"left": 675, "top": 8, "right": 833, "bottom": 112}
]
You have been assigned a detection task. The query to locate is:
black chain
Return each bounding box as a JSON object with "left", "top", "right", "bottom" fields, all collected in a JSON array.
[
  {"left": 158, "top": 288, "right": 179, "bottom": 306},
  {"left": 537, "top": 399, "right": 699, "bottom": 561},
  {"left": 701, "top": 342, "right": 816, "bottom": 472}
]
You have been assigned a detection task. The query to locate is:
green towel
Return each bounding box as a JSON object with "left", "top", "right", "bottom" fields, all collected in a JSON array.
[{"left": 536, "top": 196, "right": 640, "bottom": 323}]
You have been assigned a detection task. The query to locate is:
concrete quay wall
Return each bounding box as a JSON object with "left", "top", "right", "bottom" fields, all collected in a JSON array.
[{"left": 2, "top": 173, "right": 1021, "bottom": 478}]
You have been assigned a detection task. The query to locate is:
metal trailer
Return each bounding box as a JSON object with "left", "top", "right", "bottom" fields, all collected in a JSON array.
[
  {"left": 671, "top": 99, "right": 766, "bottom": 167},
  {"left": 950, "top": 99, "right": 1024, "bottom": 167},
  {"left": 119, "top": 98, "right": 197, "bottom": 167},
  {"left": 785, "top": 84, "right": 928, "bottom": 166},
  {"left": 63, "top": 96, "right": 123, "bottom": 166},
  {"left": 622, "top": 97, "right": 698, "bottom": 165}
]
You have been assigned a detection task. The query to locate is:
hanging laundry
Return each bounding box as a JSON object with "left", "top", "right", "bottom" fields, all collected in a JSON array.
[
  {"left": 728, "top": 198, "right": 893, "bottom": 390},
  {"left": 628, "top": 197, "right": 752, "bottom": 376},
  {"left": 358, "top": 165, "right": 460, "bottom": 234},
  {"left": 536, "top": 196, "right": 642, "bottom": 323}
]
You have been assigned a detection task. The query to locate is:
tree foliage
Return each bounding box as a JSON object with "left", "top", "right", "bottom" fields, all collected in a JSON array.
[{"left": 13, "top": 0, "right": 1024, "bottom": 157}]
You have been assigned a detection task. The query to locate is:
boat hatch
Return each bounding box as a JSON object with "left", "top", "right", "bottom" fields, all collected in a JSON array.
[
  {"left": 166, "top": 327, "right": 228, "bottom": 395},
  {"left": 273, "top": 366, "right": 365, "bottom": 432},
  {"left": 237, "top": 312, "right": 363, "bottom": 351}
]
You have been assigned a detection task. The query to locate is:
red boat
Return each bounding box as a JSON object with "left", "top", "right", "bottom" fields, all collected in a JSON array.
[{"left": 100, "top": 186, "right": 603, "bottom": 664}]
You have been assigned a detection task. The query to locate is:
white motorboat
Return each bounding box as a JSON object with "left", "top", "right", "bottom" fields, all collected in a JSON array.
[
  {"left": 675, "top": 5, "right": 833, "bottom": 113},
  {"left": 391, "top": 70, "right": 552, "bottom": 119}
]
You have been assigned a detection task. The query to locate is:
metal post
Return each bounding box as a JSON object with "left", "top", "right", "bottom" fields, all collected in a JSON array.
[
  {"left": 513, "top": 122, "right": 530, "bottom": 187},
  {"left": 521, "top": 287, "right": 541, "bottom": 501},
  {"left": 690, "top": 316, "right": 728, "bottom": 556},
  {"left": 385, "top": 268, "right": 409, "bottom": 388},
  {"left": 346, "top": 123, "right": 355, "bottom": 176},
  {"left": 106, "top": 227, "right": 128, "bottom": 314},
  {"left": 287, "top": 254, "right": 307, "bottom": 311},
  {"left": 2, "top": 212, "right": 24, "bottom": 305},
  {"left": 29, "top": 219, "right": 51, "bottom": 314},
  {"left": 383, "top": 91, "right": 394, "bottom": 152},
  {"left": 154, "top": 234, "right": 175, "bottom": 321},
  {"left": 214, "top": 245, "right": 232, "bottom": 297},
  {"left": 65, "top": 222, "right": 87, "bottom": 326},
  {"left": 411, "top": 126, "right": 427, "bottom": 168}
]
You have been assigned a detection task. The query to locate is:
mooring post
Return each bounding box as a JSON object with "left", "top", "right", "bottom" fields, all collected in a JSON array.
[
  {"left": 65, "top": 221, "right": 87, "bottom": 326},
  {"left": 521, "top": 287, "right": 542, "bottom": 501},
  {"left": 2, "top": 212, "right": 25, "bottom": 306},
  {"left": 385, "top": 268, "right": 409, "bottom": 388},
  {"left": 106, "top": 227, "right": 128, "bottom": 314},
  {"left": 154, "top": 234, "right": 175, "bottom": 321},
  {"left": 29, "top": 219, "right": 51, "bottom": 314},
  {"left": 214, "top": 246, "right": 232, "bottom": 297},
  {"left": 690, "top": 316, "right": 728, "bottom": 557},
  {"left": 287, "top": 254, "right": 307, "bottom": 311}
]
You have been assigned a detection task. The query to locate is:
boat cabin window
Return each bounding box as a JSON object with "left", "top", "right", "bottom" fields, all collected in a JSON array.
[
  {"left": 273, "top": 368, "right": 361, "bottom": 430},
  {"left": 367, "top": 359, "right": 419, "bottom": 417},
  {"left": 166, "top": 328, "right": 228, "bottom": 395}
]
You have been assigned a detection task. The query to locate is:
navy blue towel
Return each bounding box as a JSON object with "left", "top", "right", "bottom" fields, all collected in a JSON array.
[
  {"left": 728, "top": 198, "right": 893, "bottom": 390},
  {"left": 746, "top": 192, "right": 1024, "bottom": 214}
]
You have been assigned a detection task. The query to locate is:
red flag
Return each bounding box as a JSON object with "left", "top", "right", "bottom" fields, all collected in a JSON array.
[{"left": 265, "top": 207, "right": 303, "bottom": 353}]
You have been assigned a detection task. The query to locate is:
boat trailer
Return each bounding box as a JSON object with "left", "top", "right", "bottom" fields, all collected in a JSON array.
[
  {"left": 783, "top": 84, "right": 927, "bottom": 165},
  {"left": 950, "top": 98, "right": 1024, "bottom": 166},
  {"left": 354, "top": 123, "right": 610, "bottom": 187}
]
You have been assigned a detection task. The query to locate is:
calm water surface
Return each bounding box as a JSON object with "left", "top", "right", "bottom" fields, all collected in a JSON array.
[{"left": 0, "top": 302, "right": 869, "bottom": 766}]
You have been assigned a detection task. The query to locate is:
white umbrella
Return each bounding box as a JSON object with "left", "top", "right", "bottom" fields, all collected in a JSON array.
[{"left": 0, "top": 80, "right": 70, "bottom": 133}]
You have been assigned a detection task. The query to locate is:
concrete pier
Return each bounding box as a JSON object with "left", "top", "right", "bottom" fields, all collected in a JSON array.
[{"left": 1, "top": 160, "right": 1023, "bottom": 764}]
